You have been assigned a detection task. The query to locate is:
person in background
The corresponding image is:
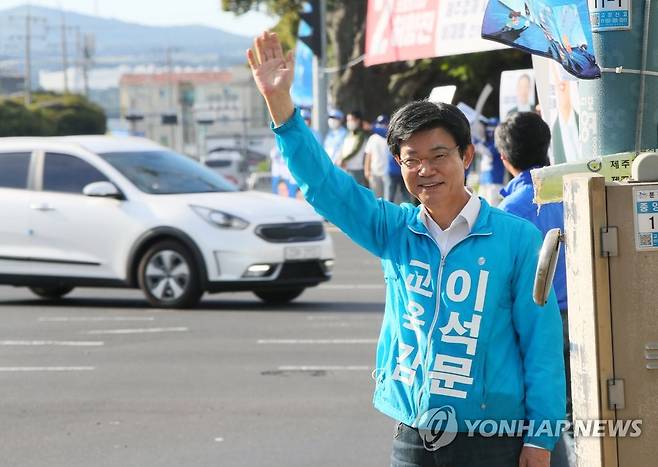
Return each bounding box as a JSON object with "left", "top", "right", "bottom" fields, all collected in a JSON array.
[
  {"left": 269, "top": 145, "right": 298, "bottom": 198},
  {"left": 476, "top": 118, "right": 506, "bottom": 206},
  {"left": 364, "top": 114, "right": 391, "bottom": 198},
  {"left": 300, "top": 107, "right": 322, "bottom": 144},
  {"left": 339, "top": 110, "right": 369, "bottom": 186},
  {"left": 324, "top": 109, "right": 347, "bottom": 165},
  {"left": 495, "top": 111, "right": 573, "bottom": 467}
]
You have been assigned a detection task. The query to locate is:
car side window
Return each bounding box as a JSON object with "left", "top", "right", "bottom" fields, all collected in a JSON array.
[
  {"left": 43, "top": 153, "right": 108, "bottom": 194},
  {"left": 0, "top": 152, "right": 31, "bottom": 189}
]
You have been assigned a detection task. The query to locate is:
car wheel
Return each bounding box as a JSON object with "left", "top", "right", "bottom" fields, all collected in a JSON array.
[
  {"left": 137, "top": 240, "right": 203, "bottom": 309},
  {"left": 253, "top": 287, "right": 305, "bottom": 305},
  {"left": 29, "top": 286, "right": 74, "bottom": 299}
]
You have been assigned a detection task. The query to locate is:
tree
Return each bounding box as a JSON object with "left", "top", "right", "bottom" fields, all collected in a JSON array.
[
  {"left": 31, "top": 93, "right": 107, "bottom": 135},
  {"left": 0, "top": 99, "right": 51, "bottom": 136},
  {"left": 224, "top": 0, "right": 530, "bottom": 120},
  {"left": 0, "top": 93, "right": 106, "bottom": 136}
]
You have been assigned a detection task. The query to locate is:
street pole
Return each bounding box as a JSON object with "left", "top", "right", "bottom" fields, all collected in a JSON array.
[
  {"left": 166, "top": 47, "right": 177, "bottom": 152},
  {"left": 60, "top": 11, "right": 69, "bottom": 94},
  {"left": 579, "top": 0, "right": 658, "bottom": 158},
  {"left": 312, "top": 0, "right": 328, "bottom": 141},
  {"left": 24, "top": 8, "right": 32, "bottom": 105}
]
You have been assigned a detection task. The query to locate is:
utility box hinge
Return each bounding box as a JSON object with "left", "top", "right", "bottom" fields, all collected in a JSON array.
[
  {"left": 607, "top": 378, "right": 625, "bottom": 410},
  {"left": 601, "top": 226, "right": 618, "bottom": 257}
]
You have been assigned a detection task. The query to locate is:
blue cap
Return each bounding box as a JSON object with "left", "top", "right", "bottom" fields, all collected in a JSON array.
[
  {"left": 375, "top": 114, "right": 389, "bottom": 125},
  {"left": 300, "top": 108, "right": 312, "bottom": 120},
  {"left": 329, "top": 109, "right": 344, "bottom": 120}
]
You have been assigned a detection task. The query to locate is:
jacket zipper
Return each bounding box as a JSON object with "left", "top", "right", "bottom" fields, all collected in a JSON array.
[{"left": 408, "top": 226, "right": 492, "bottom": 410}]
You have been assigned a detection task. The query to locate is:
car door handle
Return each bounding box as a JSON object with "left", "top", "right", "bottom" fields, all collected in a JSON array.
[{"left": 30, "top": 203, "right": 56, "bottom": 212}]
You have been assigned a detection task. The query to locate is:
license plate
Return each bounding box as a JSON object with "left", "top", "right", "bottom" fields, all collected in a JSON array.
[{"left": 284, "top": 245, "right": 321, "bottom": 260}]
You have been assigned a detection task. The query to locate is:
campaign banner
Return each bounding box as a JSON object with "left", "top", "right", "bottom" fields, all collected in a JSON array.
[
  {"left": 481, "top": 0, "right": 601, "bottom": 80},
  {"left": 365, "top": 0, "right": 504, "bottom": 67},
  {"left": 499, "top": 69, "right": 536, "bottom": 119},
  {"left": 291, "top": 20, "right": 314, "bottom": 107}
]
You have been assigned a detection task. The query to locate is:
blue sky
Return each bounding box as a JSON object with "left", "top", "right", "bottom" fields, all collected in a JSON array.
[{"left": 0, "top": 0, "right": 278, "bottom": 36}]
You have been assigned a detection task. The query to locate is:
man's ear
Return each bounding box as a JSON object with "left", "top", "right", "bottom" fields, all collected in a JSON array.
[{"left": 463, "top": 144, "right": 475, "bottom": 170}]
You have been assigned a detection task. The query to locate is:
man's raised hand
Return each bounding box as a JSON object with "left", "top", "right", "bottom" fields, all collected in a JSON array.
[{"left": 247, "top": 31, "right": 295, "bottom": 125}]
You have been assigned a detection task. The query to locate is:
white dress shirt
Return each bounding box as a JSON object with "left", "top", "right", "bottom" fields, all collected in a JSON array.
[{"left": 420, "top": 189, "right": 480, "bottom": 256}]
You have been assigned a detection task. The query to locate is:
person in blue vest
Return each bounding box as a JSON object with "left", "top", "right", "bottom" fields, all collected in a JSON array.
[
  {"left": 247, "top": 31, "right": 565, "bottom": 467},
  {"left": 476, "top": 118, "right": 506, "bottom": 206},
  {"left": 495, "top": 111, "right": 573, "bottom": 467}
]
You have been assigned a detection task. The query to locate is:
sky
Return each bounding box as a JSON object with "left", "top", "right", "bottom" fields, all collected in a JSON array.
[{"left": 0, "top": 0, "right": 278, "bottom": 36}]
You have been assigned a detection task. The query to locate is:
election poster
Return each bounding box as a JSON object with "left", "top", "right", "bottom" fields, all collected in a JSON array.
[{"left": 481, "top": 0, "right": 601, "bottom": 79}]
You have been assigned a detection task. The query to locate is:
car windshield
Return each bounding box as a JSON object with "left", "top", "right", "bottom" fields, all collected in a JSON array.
[{"left": 99, "top": 150, "right": 237, "bottom": 194}]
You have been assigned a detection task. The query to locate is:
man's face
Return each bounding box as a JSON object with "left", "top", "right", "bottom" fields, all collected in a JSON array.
[
  {"left": 397, "top": 127, "right": 473, "bottom": 209},
  {"left": 516, "top": 76, "right": 531, "bottom": 105}
]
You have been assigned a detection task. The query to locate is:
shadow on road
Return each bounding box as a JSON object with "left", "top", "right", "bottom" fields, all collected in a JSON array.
[{"left": 0, "top": 297, "right": 385, "bottom": 313}]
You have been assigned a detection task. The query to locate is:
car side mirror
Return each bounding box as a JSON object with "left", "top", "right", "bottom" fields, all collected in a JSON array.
[
  {"left": 533, "top": 228, "right": 563, "bottom": 306},
  {"left": 83, "top": 181, "right": 123, "bottom": 199}
]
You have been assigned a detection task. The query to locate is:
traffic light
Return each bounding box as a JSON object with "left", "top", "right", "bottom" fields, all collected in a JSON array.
[{"left": 298, "top": 1, "right": 322, "bottom": 58}]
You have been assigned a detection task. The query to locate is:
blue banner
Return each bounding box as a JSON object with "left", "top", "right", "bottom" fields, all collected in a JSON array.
[
  {"left": 291, "top": 19, "right": 314, "bottom": 107},
  {"left": 482, "top": 0, "right": 601, "bottom": 80}
]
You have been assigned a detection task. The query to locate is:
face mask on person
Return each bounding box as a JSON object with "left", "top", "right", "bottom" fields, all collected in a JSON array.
[
  {"left": 346, "top": 121, "right": 360, "bottom": 131},
  {"left": 328, "top": 118, "right": 341, "bottom": 130}
]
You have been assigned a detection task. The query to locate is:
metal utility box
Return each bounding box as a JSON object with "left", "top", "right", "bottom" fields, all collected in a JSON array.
[{"left": 563, "top": 174, "right": 658, "bottom": 467}]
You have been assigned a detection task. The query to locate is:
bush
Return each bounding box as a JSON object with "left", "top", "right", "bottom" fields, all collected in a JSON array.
[{"left": 0, "top": 93, "right": 106, "bottom": 136}]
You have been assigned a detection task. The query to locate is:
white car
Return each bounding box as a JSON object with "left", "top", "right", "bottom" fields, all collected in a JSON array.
[{"left": 0, "top": 136, "right": 334, "bottom": 308}]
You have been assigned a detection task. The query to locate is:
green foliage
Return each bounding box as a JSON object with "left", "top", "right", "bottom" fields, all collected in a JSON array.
[
  {"left": 0, "top": 93, "right": 106, "bottom": 137},
  {"left": 0, "top": 100, "right": 51, "bottom": 136},
  {"left": 31, "top": 93, "right": 107, "bottom": 135},
  {"left": 223, "top": 0, "right": 532, "bottom": 120}
]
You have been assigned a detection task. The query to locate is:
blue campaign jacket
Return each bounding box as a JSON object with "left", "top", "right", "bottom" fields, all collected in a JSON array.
[
  {"left": 498, "top": 170, "right": 567, "bottom": 311},
  {"left": 273, "top": 109, "right": 565, "bottom": 450}
]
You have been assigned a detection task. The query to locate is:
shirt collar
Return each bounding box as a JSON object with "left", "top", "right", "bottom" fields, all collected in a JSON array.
[{"left": 421, "top": 188, "right": 481, "bottom": 233}]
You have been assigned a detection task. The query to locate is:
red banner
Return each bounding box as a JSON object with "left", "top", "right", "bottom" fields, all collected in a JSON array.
[{"left": 365, "top": 0, "right": 504, "bottom": 67}]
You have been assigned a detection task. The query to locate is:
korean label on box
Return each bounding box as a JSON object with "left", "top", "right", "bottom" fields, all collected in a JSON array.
[
  {"left": 589, "top": 0, "right": 631, "bottom": 32},
  {"left": 633, "top": 188, "right": 658, "bottom": 251}
]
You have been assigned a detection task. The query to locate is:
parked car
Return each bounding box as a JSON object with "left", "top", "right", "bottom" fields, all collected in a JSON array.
[
  {"left": 0, "top": 136, "right": 334, "bottom": 308},
  {"left": 204, "top": 148, "right": 248, "bottom": 189}
]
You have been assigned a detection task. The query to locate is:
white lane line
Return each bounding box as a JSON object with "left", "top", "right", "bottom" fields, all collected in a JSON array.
[
  {"left": 39, "top": 317, "right": 155, "bottom": 322},
  {"left": 86, "top": 327, "right": 188, "bottom": 335},
  {"left": 0, "top": 340, "right": 104, "bottom": 346},
  {"left": 258, "top": 339, "right": 377, "bottom": 344},
  {"left": 278, "top": 365, "right": 370, "bottom": 371},
  {"left": 318, "top": 284, "right": 384, "bottom": 290},
  {"left": 0, "top": 366, "right": 95, "bottom": 372}
]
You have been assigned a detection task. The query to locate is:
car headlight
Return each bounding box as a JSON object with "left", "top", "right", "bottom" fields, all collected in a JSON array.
[{"left": 190, "top": 205, "right": 249, "bottom": 230}]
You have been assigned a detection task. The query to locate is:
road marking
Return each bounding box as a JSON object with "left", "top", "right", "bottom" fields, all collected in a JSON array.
[
  {"left": 318, "top": 284, "right": 384, "bottom": 290},
  {"left": 0, "top": 366, "right": 95, "bottom": 372},
  {"left": 0, "top": 340, "right": 104, "bottom": 346},
  {"left": 277, "top": 365, "right": 370, "bottom": 371},
  {"left": 39, "top": 317, "right": 155, "bottom": 322},
  {"left": 258, "top": 339, "right": 377, "bottom": 344},
  {"left": 86, "top": 327, "right": 188, "bottom": 335},
  {"left": 214, "top": 437, "right": 224, "bottom": 443}
]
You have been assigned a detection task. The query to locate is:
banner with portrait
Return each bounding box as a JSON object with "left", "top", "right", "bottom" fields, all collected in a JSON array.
[{"left": 481, "top": 0, "right": 601, "bottom": 80}]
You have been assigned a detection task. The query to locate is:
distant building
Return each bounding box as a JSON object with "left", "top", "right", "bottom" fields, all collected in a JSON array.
[
  {"left": 0, "top": 75, "right": 24, "bottom": 96},
  {"left": 119, "top": 67, "right": 271, "bottom": 157}
]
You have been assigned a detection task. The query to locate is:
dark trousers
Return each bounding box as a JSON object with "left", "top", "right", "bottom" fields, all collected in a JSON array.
[{"left": 390, "top": 423, "right": 523, "bottom": 467}]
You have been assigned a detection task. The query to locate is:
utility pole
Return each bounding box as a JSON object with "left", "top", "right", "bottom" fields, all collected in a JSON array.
[
  {"left": 311, "top": 0, "right": 328, "bottom": 140},
  {"left": 9, "top": 5, "right": 47, "bottom": 106},
  {"left": 166, "top": 46, "right": 178, "bottom": 152},
  {"left": 60, "top": 11, "right": 69, "bottom": 93},
  {"left": 579, "top": 0, "right": 658, "bottom": 158},
  {"left": 82, "top": 33, "right": 95, "bottom": 97}
]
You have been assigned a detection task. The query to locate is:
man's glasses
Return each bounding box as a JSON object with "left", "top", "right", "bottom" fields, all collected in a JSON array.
[{"left": 398, "top": 145, "right": 460, "bottom": 171}]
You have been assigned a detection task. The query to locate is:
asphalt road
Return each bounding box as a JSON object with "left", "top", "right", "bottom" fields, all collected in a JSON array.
[{"left": 0, "top": 228, "right": 394, "bottom": 467}]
